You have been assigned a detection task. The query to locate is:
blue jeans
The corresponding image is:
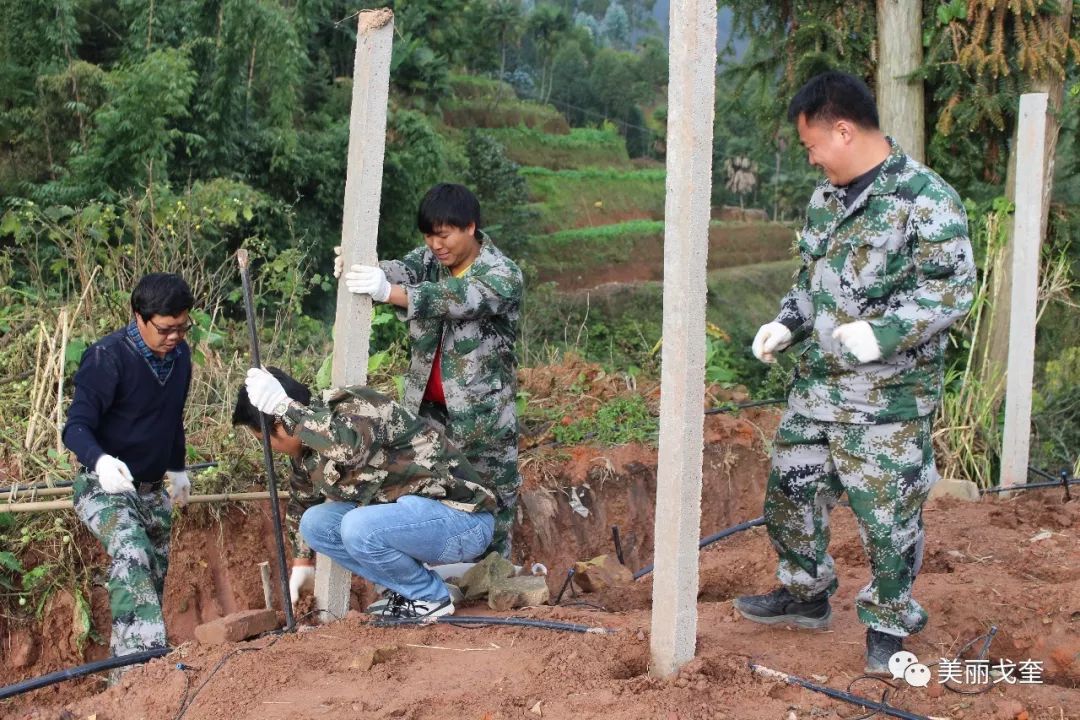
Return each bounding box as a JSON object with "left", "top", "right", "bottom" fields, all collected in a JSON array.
[{"left": 299, "top": 495, "right": 494, "bottom": 602}]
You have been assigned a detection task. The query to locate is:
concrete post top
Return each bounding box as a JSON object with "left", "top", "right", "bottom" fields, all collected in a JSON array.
[{"left": 360, "top": 8, "right": 394, "bottom": 30}]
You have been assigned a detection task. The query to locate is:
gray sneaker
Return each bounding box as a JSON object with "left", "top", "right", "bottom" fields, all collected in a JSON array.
[{"left": 733, "top": 587, "right": 831, "bottom": 629}]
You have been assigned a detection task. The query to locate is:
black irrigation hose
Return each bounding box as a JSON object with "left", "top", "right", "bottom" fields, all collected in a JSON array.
[
  {"left": 749, "top": 664, "right": 932, "bottom": 720},
  {"left": 0, "top": 646, "right": 170, "bottom": 700},
  {"left": 980, "top": 478, "right": 1080, "bottom": 494},
  {"left": 703, "top": 398, "right": 786, "bottom": 415},
  {"left": 633, "top": 517, "right": 766, "bottom": 579},
  {"left": 370, "top": 615, "right": 610, "bottom": 634}
]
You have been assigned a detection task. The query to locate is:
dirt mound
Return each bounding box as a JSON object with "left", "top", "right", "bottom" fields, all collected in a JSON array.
[{"left": 3, "top": 406, "right": 1079, "bottom": 719}]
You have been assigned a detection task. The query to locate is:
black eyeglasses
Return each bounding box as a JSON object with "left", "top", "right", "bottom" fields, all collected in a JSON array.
[{"left": 147, "top": 319, "right": 194, "bottom": 337}]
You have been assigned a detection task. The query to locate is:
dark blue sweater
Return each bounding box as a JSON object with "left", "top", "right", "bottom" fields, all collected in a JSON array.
[{"left": 63, "top": 329, "right": 191, "bottom": 485}]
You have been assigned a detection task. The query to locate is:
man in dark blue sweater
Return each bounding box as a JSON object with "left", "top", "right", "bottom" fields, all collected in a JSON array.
[{"left": 63, "top": 273, "right": 194, "bottom": 662}]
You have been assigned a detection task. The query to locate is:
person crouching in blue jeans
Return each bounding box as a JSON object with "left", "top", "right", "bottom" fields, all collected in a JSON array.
[{"left": 233, "top": 367, "right": 496, "bottom": 619}]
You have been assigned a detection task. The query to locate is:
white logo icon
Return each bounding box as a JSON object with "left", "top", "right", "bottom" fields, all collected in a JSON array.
[
  {"left": 888, "top": 650, "right": 919, "bottom": 680},
  {"left": 904, "top": 663, "right": 932, "bottom": 687}
]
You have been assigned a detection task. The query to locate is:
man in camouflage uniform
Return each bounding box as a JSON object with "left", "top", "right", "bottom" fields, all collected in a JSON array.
[
  {"left": 337, "top": 183, "right": 523, "bottom": 558},
  {"left": 63, "top": 273, "right": 195, "bottom": 663},
  {"left": 235, "top": 367, "right": 497, "bottom": 619},
  {"left": 733, "top": 71, "right": 976, "bottom": 673}
]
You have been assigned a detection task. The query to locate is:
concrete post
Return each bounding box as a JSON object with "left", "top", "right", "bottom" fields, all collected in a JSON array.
[
  {"left": 316, "top": 8, "right": 395, "bottom": 623},
  {"left": 649, "top": 0, "right": 716, "bottom": 677},
  {"left": 1000, "top": 93, "right": 1049, "bottom": 490}
]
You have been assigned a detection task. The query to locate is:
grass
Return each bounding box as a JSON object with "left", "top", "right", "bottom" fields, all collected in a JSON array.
[
  {"left": 486, "top": 126, "right": 632, "bottom": 170},
  {"left": 441, "top": 98, "right": 569, "bottom": 134},
  {"left": 522, "top": 167, "right": 667, "bottom": 232},
  {"left": 523, "top": 220, "right": 797, "bottom": 287}
]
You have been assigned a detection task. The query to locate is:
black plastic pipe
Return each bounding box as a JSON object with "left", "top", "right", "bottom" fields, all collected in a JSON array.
[
  {"left": 372, "top": 615, "right": 609, "bottom": 634},
  {"left": 980, "top": 478, "right": 1079, "bottom": 494},
  {"left": 0, "top": 646, "right": 170, "bottom": 700},
  {"left": 633, "top": 517, "right": 766, "bottom": 579},
  {"left": 237, "top": 250, "right": 294, "bottom": 632},
  {"left": 750, "top": 663, "right": 931, "bottom": 720}
]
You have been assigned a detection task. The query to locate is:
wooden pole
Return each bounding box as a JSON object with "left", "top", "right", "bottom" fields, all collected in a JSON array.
[
  {"left": 318, "top": 7, "right": 395, "bottom": 624},
  {"left": 649, "top": 0, "right": 716, "bottom": 678},
  {"left": 1000, "top": 93, "right": 1049, "bottom": 490},
  {"left": 1, "top": 491, "right": 290, "bottom": 514}
]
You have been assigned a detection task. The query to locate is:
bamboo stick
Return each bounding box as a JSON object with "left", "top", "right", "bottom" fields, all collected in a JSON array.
[{"left": 1, "top": 491, "right": 290, "bottom": 513}]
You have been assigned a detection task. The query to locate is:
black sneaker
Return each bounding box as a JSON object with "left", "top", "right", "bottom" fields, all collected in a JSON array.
[
  {"left": 733, "top": 587, "right": 831, "bottom": 629},
  {"left": 377, "top": 592, "right": 455, "bottom": 620},
  {"left": 865, "top": 629, "right": 904, "bottom": 674}
]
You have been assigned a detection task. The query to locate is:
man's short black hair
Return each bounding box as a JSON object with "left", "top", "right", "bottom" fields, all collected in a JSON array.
[
  {"left": 787, "top": 71, "right": 880, "bottom": 130},
  {"left": 130, "top": 273, "right": 194, "bottom": 320},
  {"left": 416, "top": 183, "right": 482, "bottom": 235},
  {"left": 232, "top": 367, "right": 312, "bottom": 432}
]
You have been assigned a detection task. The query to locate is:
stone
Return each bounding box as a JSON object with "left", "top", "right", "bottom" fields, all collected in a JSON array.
[
  {"left": 350, "top": 645, "right": 398, "bottom": 671},
  {"left": 194, "top": 609, "right": 280, "bottom": 645},
  {"left": 529, "top": 701, "right": 542, "bottom": 716},
  {"left": 928, "top": 477, "right": 980, "bottom": 502},
  {"left": 459, "top": 552, "right": 516, "bottom": 600},
  {"left": 487, "top": 575, "right": 551, "bottom": 611},
  {"left": 573, "top": 555, "right": 634, "bottom": 593}
]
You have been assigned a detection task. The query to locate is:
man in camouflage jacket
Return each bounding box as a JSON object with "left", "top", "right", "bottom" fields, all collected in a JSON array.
[
  {"left": 338, "top": 184, "right": 523, "bottom": 557},
  {"left": 733, "top": 71, "right": 976, "bottom": 674},
  {"left": 235, "top": 367, "right": 497, "bottom": 619}
]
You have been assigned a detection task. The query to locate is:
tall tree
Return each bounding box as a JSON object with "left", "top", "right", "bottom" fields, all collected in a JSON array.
[{"left": 876, "top": 0, "right": 924, "bottom": 160}]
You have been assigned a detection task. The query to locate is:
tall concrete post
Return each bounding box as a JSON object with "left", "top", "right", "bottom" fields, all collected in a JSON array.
[
  {"left": 1000, "top": 93, "right": 1049, "bottom": 490},
  {"left": 316, "top": 8, "right": 395, "bottom": 623},
  {"left": 649, "top": 0, "right": 716, "bottom": 677}
]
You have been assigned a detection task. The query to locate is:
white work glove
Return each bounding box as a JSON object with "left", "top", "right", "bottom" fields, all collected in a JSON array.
[
  {"left": 289, "top": 564, "right": 315, "bottom": 606},
  {"left": 166, "top": 470, "right": 191, "bottom": 506},
  {"left": 832, "top": 321, "right": 882, "bottom": 363},
  {"left": 751, "top": 322, "right": 793, "bottom": 364},
  {"left": 343, "top": 264, "right": 391, "bottom": 302},
  {"left": 94, "top": 454, "right": 135, "bottom": 494},
  {"left": 332, "top": 245, "right": 343, "bottom": 279},
  {"left": 245, "top": 367, "right": 290, "bottom": 416}
]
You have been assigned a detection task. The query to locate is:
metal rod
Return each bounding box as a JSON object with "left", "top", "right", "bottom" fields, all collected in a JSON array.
[
  {"left": 611, "top": 525, "right": 624, "bottom": 565},
  {"left": 749, "top": 663, "right": 931, "bottom": 720},
  {"left": 553, "top": 568, "right": 576, "bottom": 605},
  {"left": 237, "top": 249, "right": 295, "bottom": 632}
]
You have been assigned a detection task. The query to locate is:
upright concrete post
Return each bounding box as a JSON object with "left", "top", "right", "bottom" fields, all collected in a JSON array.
[
  {"left": 316, "top": 8, "right": 395, "bottom": 623},
  {"left": 649, "top": 0, "right": 716, "bottom": 677},
  {"left": 1000, "top": 93, "right": 1049, "bottom": 490}
]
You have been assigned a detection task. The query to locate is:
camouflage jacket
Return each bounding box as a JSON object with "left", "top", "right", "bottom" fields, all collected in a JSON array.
[
  {"left": 380, "top": 231, "right": 522, "bottom": 460},
  {"left": 775, "top": 139, "right": 975, "bottom": 424},
  {"left": 281, "top": 385, "right": 497, "bottom": 558}
]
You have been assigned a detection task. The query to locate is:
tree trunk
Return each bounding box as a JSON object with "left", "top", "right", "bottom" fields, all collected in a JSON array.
[
  {"left": 875, "top": 0, "right": 924, "bottom": 161},
  {"left": 977, "top": 0, "right": 1072, "bottom": 402}
]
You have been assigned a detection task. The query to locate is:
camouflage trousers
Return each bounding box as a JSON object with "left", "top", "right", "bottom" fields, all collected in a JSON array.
[
  {"left": 73, "top": 473, "right": 172, "bottom": 656},
  {"left": 764, "top": 410, "right": 937, "bottom": 636},
  {"left": 420, "top": 400, "right": 520, "bottom": 558}
]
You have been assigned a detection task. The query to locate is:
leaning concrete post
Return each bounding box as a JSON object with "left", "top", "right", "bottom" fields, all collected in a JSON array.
[
  {"left": 1000, "top": 93, "right": 1049, "bottom": 490},
  {"left": 649, "top": 0, "right": 716, "bottom": 677},
  {"left": 317, "top": 8, "right": 395, "bottom": 623}
]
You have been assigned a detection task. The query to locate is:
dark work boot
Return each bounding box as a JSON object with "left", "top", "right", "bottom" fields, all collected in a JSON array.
[
  {"left": 865, "top": 628, "right": 904, "bottom": 674},
  {"left": 733, "top": 586, "right": 831, "bottom": 629}
]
